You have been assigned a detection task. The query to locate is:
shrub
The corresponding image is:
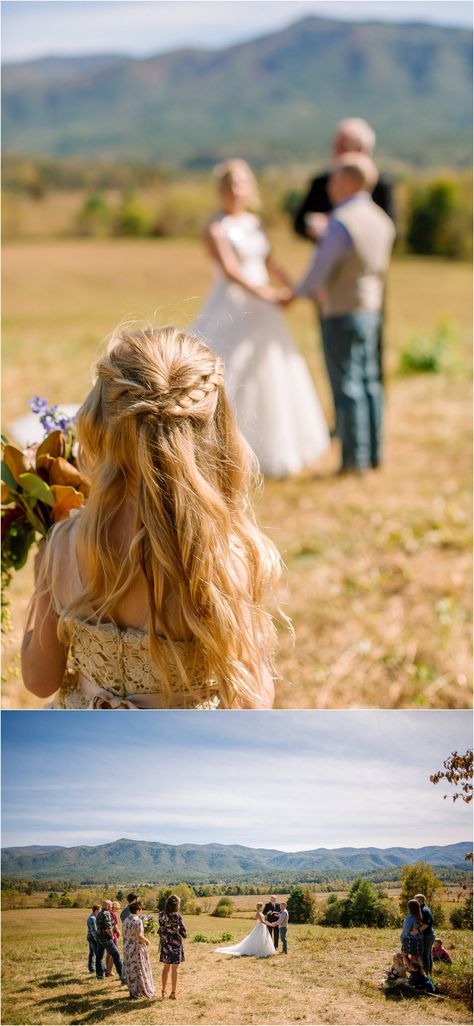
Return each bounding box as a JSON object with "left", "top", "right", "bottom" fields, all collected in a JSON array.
[
  {"left": 406, "top": 177, "right": 472, "bottom": 259},
  {"left": 399, "top": 319, "right": 456, "bottom": 375},
  {"left": 450, "top": 896, "right": 473, "bottom": 929},
  {"left": 76, "top": 192, "right": 112, "bottom": 236},
  {"left": 114, "top": 192, "right": 153, "bottom": 236},
  {"left": 287, "top": 886, "right": 317, "bottom": 924},
  {"left": 193, "top": 931, "right": 233, "bottom": 943},
  {"left": 211, "top": 897, "right": 234, "bottom": 918}
]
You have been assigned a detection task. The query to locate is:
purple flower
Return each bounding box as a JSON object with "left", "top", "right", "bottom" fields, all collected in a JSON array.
[{"left": 29, "top": 396, "right": 49, "bottom": 414}]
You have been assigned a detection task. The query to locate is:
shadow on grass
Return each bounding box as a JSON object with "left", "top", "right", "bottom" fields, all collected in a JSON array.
[
  {"left": 40, "top": 993, "right": 155, "bottom": 1024},
  {"left": 38, "top": 976, "right": 81, "bottom": 989}
]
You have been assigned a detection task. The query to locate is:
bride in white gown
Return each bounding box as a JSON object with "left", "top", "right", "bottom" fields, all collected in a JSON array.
[
  {"left": 191, "top": 159, "right": 330, "bottom": 478},
  {"left": 216, "top": 903, "right": 275, "bottom": 958}
]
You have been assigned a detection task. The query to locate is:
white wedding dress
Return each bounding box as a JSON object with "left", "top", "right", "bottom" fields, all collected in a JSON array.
[
  {"left": 192, "top": 211, "right": 330, "bottom": 478},
  {"left": 215, "top": 913, "right": 276, "bottom": 958}
]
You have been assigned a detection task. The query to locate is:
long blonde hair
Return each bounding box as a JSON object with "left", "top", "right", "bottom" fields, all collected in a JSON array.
[{"left": 53, "top": 326, "right": 281, "bottom": 707}]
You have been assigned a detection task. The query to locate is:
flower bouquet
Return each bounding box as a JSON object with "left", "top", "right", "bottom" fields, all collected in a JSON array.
[
  {"left": 140, "top": 914, "right": 157, "bottom": 936},
  {"left": 1, "top": 399, "right": 87, "bottom": 627}
]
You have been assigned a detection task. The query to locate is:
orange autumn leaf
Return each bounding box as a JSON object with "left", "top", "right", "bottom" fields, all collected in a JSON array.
[
  {"left": 36, "top": 455, "right": 89, "bottom": 496},
  {"left": 3, "top": 444, "right": 30, "bottom": 483},
  {"left": 1, "top": 482, "right": 11, "bottom": 503},
  {"left": 50, "top": 485, "right": 85, "bottom": 523},
  {"left": 36, "top": 430, "right": 64, "bottom": 463}
]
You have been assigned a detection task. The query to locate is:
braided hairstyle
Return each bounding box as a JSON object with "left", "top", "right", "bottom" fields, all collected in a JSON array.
[{"left": 55, "top": 325, "right": 281, "bottom": 707}]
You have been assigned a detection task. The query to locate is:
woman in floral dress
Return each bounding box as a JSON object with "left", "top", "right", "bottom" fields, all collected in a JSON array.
[
  {"left": 158, "top": 895, "right": 187, "bottom": 1000},
  {"left": 122, "top": 900, "right": 156, "bottom": 1000}
]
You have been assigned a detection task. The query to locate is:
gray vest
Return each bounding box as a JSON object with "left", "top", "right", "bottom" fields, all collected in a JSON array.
[{"left": 323, "top": 193, "right": 395, "bottom": 317}]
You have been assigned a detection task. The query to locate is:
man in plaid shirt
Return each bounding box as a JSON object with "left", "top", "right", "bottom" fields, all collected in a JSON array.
[{"left": 95, "top": 900, "right": 125, "bottom": 982}]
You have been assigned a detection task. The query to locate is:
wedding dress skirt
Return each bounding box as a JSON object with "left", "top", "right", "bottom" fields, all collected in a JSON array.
[
  {"left": 192, "top": 212, "right": 330, "bottom": 478},
  {"left": 216, "top": 921, "right": 275, "bottom": 958}
]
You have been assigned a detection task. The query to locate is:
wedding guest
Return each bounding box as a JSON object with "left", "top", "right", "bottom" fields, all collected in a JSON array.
[
  {"left": 123, "top": 899, "right": 156, "bottom": 1000},
  {"left": 95, "top": 900, "right": 125, "bottom": 982},
  {"left": 121, "top": 893, "right": 139, "bottom": 924},
  {"left": 400, "top": 900, "right": 424, "bottom": 958},
  {"left": 105, "top": 901, "right": 121, "bottom": 976},
  {"left": 414, "top": 893, "right": 435, "bottom": 974},
  {"left": 432, "top": 938, "right": 452, "bottom": 963},
  {"left": 192, "top": 158, "right": 329, "bottom": 478},
  {"left": 293, "top": 118, "right": 395, "bottom": 241},
  {"left": 86, "top": 904, "right": 100, "bottom": 974},
  {"left": 274, "top": 900, "right": 289, "bottom": 953},
  {"left": 289, "top": 152, "right": 395, "bottom": 473},
  {"left": 21, "top": 326, "right": 283, "bottom": 710},
  {"left": 293, "top": 118, "right": 395, "bottom": 387},
  {"left": 405, "top": 954, "right": 436, "bottom": 993},
  {"left": 158, "top": 894, "right": 187, "bottom": 1000}
]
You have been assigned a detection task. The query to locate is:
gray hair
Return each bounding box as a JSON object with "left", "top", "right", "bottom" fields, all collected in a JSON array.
[{"left": 335, "top": 118, "right": 376, "bottom": 155}]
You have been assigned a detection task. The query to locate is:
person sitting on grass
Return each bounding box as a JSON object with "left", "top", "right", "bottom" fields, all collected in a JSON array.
[
  {"left": 432, "top": 938, "right": 452, "bottom": 963},
  {"left": 406, "top": 955, "right": 437, "bottom": 994},
  {"left": 382, "top": 952, "right": 407, "bottom": 985}
]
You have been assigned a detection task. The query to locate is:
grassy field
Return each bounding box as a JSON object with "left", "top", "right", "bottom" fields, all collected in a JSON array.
[
  {"left": 2, "top": 234, "right": 472, "bottom": 708},
  {"left": 2, "top": 907, "right": 472, "bottom": 1026}
]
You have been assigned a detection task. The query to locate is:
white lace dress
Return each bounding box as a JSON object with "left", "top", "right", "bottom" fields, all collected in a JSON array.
[
  {"left": 215, "top": 913, "right": 275, "bottom": 958},
  {"left": 192, "top": 211, "right": 330, "bottom": 477},
  {"left": 45, "top": 518, "right": 219, "bottom": 710}
]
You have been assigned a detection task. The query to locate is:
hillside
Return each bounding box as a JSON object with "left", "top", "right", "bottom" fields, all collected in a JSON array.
[
  {"left": 2, "top": 16, "right": 472, "bottom": 166},
  {"left": 2, "top": 839, "right": 471, "bottom": 882}
]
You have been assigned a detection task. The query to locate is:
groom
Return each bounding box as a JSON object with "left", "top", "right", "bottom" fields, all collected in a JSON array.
[
  {"left": 289, "top": 152, "right": 395, "bottom": 473},
  {"left": 263, "top": 895, "right": 281, "bottom": 950}
]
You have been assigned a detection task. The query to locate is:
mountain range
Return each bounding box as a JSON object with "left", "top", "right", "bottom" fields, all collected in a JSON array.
[
  {"left": 2, "top": 839, "right": 471, "bottom": 883},
  {"left": 2, "top": 16, "right": 472, "bottom": 167}
]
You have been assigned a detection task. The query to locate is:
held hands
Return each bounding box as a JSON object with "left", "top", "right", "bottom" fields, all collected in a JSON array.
[{"left": 304, "top": 212, "right": 329, "bottom": 240}]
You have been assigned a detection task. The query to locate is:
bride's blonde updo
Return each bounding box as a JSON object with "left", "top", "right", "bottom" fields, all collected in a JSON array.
[{"left": 55, "top": 325, "right": 281, "bottom": 708}]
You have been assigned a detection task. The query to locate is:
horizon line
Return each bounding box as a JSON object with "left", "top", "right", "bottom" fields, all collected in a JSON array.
[
  {"left": 4, "top": 837, "right": 471, "bottom": 852},
  {"left": 3, "top": 10, "right": 470, "bottom": 67}
]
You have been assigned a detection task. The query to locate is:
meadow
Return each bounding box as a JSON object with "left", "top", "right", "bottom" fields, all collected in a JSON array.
[
  {"left": 2, "top": 232, "right": 472, "bottom": 709},
  {"left": 1, "top": 906, "right": 471, "bottom": 1026}
]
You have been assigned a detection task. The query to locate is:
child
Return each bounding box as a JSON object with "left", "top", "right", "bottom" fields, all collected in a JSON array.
[
  {"left": 22, "top": 326, "right": 283, "bottom": 709},
  {"left": 380, "top": 952, "right": 408, "bottom": 991},
  {"left": 383, "top": 952, "right": 407, "bottom": 983},
  {"left": 432, "top": 938, "right": 452, "bottom": 963},
  {"left": 406, "top": 955, "right": 436, "bottom": 994}
]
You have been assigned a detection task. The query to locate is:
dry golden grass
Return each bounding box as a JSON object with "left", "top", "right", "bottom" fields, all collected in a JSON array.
[
  {"left": 2, "top": 235, "right": 472, "bottom": 709},
  {"left": 1, "top": 908, "right": 472, "bottom": 1026}
]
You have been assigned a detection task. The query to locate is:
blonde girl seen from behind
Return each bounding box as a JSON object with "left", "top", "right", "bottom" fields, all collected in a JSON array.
[{"left": 21, "top": 326, "right": 281, "bottom": 709}]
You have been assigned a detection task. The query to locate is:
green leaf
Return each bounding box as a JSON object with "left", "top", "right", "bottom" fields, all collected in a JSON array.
[
  {"left": 16, "top": 496, "right": 48, "bottom": 535},
  {"left": 1, "top": 461, "right": 17, "bottom": 492},
  {"left": 1, "top": 434, "right": 10, "bottom": 446},
  {"left": 18, "top": 473, "right": 55, "bottom": 506}
]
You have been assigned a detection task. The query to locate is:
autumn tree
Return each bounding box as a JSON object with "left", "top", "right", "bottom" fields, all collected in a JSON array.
[
  {"left": 399, "top": 863, "right": 442, "bottom": 912},
  {"left": 430, "top": 750, "right": 473, "bottom": 804}
]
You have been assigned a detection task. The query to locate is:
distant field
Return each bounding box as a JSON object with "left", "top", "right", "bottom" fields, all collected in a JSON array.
[
  {"left": 2, "top": 907, "right": 471, "bottom": 1026},
  {"left": 2, "top": 235, "right": 472, "bottom": 708}
]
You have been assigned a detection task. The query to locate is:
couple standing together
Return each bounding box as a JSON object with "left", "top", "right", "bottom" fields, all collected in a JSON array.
[
  {"left": 194, "top": 118, "right": 395, "bottom": 477},
  {"left": 216, "top": 898, "right": 289, "bottom": 959}
]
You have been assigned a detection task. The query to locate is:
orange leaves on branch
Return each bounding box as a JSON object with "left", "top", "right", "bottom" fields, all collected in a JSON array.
[{"left": 430, "top": 749, "right": 473, "bottom": 804}]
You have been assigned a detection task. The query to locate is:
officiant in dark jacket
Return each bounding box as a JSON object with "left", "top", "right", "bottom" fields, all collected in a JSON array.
[{"left": 263, "top": 895, "right": 281, "bottom": 950}]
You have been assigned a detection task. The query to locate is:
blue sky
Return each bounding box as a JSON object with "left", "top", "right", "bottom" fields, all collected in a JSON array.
[
  {"left": 2, "top": 2, "right": 472, "bottom": 63},
  {"left": 2, "top": 711, "right": 471, "bottom": 850}
]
